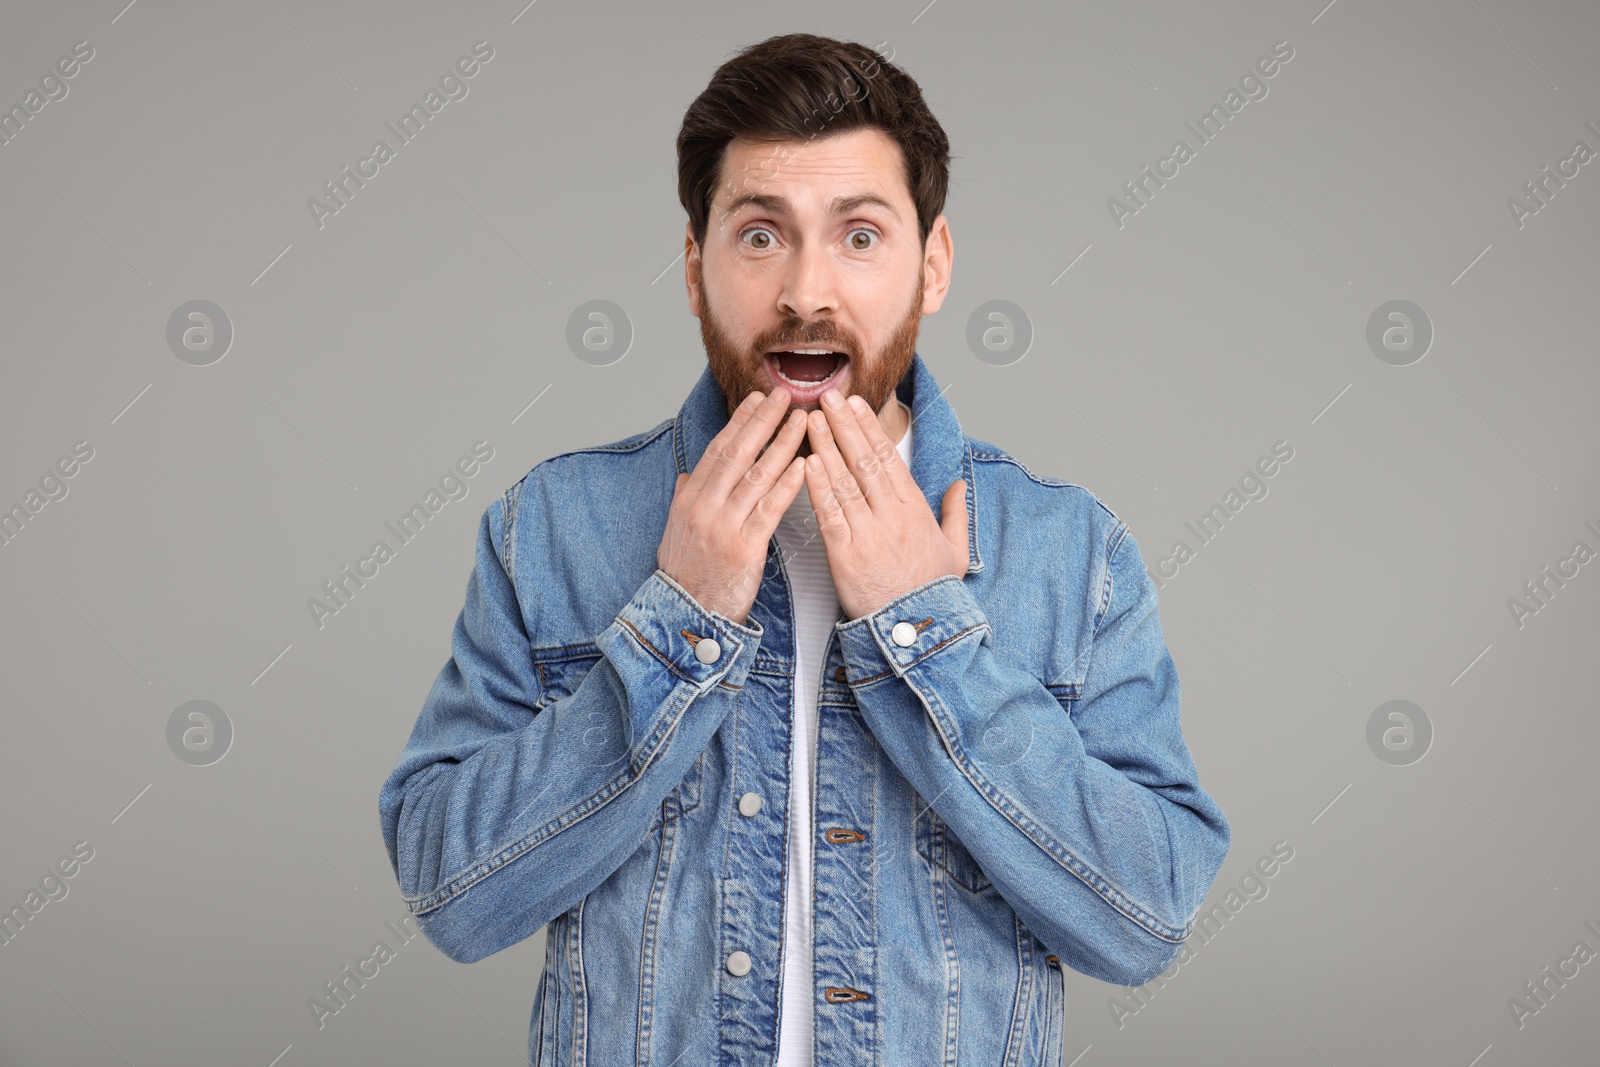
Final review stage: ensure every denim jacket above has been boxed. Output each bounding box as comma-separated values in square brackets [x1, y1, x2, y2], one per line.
[378, 352, 1230, 1066]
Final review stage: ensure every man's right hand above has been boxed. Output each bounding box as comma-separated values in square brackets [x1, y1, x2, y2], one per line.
[658, 387, 809, 625]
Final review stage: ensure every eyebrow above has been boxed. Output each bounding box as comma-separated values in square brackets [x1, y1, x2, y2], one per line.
[719, 192, 901, 224]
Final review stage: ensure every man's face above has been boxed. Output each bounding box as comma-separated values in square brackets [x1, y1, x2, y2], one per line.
[686, 127, 952, 457]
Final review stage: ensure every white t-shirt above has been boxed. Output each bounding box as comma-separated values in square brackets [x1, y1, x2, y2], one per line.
[772, 400, 913, 1067]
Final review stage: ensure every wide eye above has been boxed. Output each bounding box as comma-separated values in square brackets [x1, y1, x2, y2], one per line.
[848, 228, 878, 251]
[742, 227, 775, 250]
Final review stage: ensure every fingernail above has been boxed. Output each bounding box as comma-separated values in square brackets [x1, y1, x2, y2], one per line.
[821, 389, 843, 409]
[848, 394, 870, 415]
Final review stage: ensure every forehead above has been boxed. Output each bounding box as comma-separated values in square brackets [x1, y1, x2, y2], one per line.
[713, 127, 908, 215]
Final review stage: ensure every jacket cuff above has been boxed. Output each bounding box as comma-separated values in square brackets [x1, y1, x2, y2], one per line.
[835, 575, 987, 683]
[603, 568, 765, 693]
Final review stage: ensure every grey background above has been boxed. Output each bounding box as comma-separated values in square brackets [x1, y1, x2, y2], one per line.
[2, 0, 1596, 1063]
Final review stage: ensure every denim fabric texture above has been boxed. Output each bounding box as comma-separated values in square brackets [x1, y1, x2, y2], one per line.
[378, 351, 1231, 1065]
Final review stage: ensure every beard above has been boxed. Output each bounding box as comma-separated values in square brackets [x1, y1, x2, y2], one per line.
[699, 267, 925, 459]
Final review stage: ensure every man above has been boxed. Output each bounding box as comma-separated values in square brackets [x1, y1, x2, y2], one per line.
[379, 32, 1229, 1067]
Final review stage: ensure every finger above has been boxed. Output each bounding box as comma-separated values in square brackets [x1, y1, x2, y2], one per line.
[728, 406, 808, 515]
[806, 410, 871, 529]
[844, 393, 916, 503]
[741, 452, 807, 544]
[803, 453, 852, 546]
[694, 388, 790, 502]
[817, 390, 895, 509]
[941, 479, 970, 573]
[682, 389, 762, 504]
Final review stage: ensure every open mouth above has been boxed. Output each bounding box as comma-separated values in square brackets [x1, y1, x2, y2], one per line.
[766, 349, 849, 400]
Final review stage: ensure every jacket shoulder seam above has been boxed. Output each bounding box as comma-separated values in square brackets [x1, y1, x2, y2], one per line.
[500, 479, 521, 576]
[507, 418, 674, 496]
[1090, 520, 1131, 643]
[544, 417, 674, 463]
[498, 418, 673, 594]
[967, 445, 1124, 523]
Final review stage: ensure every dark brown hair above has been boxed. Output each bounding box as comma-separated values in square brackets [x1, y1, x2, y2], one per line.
[677, 33, 952, 252]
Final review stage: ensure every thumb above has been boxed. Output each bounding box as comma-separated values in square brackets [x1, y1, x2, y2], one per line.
[940, 480, 969, 567]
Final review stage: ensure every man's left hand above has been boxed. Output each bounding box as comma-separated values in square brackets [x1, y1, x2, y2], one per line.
[803, 388, 969, 621]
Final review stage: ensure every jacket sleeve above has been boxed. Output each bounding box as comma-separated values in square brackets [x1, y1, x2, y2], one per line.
[834, 519, 1229, 987]
[378, 487, 763, 964]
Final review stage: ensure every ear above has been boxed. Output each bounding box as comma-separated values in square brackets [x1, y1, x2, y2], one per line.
[920, 214, 953, 316]
[685, 222, 703, 319]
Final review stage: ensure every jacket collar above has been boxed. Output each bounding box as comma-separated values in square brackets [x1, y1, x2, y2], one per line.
[672, 350, 983, 575]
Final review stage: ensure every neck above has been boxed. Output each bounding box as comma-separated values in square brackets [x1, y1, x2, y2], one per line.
[880, 397, 909, 446]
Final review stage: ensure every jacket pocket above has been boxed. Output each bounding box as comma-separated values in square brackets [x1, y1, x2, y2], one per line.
[533, 645, 605, 708]
[648, 748, 705, 832]
[534, 645, 633, 780]
[915, 800, 992, 894]
[536, 644, 703, 833]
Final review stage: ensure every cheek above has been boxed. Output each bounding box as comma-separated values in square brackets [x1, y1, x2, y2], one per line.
[863, 280, 919, 342]
[709, 298, 754, 347]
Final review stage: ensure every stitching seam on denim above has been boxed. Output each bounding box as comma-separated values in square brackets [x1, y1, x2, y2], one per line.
[617, 617, 693, 683]
[501, 480, 521, 575]
[905, 659, 1190, 942]
[405, 682, 706, 913]
[1000, 913, 1029, 1067]
[847, 622, 987, 689]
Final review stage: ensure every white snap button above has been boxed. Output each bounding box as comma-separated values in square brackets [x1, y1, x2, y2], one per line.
[891, 621, 918, 647]
[695, 637, 722, 664]
[725, 950, 752, 976]
[738, 792, 762, 817]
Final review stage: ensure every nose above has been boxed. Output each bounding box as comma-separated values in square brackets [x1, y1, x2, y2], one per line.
[776, 238, 839, 324]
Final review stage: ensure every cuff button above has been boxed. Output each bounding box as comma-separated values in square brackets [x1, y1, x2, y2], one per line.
[891, 621, 918, 647]
[694, 637, 722, 664]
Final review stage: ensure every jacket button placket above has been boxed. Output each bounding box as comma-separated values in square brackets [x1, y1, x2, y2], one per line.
[808, 632, 880, 1059]
[716, 560, 797, 1063]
